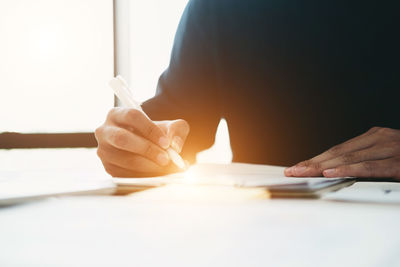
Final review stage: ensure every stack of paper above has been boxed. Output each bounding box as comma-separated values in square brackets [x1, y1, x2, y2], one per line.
[114, 163, 355, 197]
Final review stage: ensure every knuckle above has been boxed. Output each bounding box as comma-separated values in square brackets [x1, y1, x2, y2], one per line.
[302, 160, 321, 171]
[112, 129, 128, 148]
[297, 160, 310, 167]
[310, 162, 322, 171]
[106, 107, 120, 120]
[336, 165, 348, 175]
[369, 126, 380, 133]
[181, 120, 190, 135]
[177, 119, 190, 130]
[126, 108, 141, 120]
[170, 119, 190, 137]
[362, 161, 377, 175]
[143, 143, 158, 159]
[144, 124, 160, 140]
[94, 126, 103, 140]
[377, 127, 393, 136]
[96, 147, 104, 159]
[341, 153, 356, 164]
[328, 145, 342, 156]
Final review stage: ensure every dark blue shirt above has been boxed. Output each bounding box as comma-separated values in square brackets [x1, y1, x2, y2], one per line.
[143, 0, 400, 166]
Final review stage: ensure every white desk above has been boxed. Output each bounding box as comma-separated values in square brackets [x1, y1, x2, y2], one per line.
[1, 149, 400, 267]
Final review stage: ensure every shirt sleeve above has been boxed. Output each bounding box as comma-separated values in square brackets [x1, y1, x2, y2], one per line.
[142, 0, 221, 163]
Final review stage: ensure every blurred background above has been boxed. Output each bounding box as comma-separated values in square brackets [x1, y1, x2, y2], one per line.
[0, 0, 231, 164]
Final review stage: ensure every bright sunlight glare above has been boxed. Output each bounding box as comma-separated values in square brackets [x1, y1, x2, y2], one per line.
[0, 0, 114, 133]
[0, 0, 232, 164]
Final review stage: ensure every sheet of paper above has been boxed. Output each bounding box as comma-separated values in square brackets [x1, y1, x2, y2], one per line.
[324, 182, 400, 204]
[0, 170, 115, 205]
[113, 163, 346, 188]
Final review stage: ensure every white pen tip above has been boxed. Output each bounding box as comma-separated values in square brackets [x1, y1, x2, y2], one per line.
[167, 148, 186, 170]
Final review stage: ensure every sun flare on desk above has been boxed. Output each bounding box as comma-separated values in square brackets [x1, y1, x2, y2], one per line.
[132, 184, 270, 203]
[182, 167, 201, 184]
[150, 164, 272, 202]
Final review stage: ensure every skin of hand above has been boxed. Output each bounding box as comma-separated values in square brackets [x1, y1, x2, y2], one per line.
[95, 107, 190, 177]
[284, 127, 400, 179]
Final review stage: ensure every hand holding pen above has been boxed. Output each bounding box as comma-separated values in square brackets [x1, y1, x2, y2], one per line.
[95, 76, 189, 177]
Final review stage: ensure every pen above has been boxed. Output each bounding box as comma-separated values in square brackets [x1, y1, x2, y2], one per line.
[108, 75, 186, 170]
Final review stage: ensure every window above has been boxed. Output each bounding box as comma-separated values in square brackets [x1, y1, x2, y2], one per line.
[0, 0, 114, 147]
[126, 0, 232, 163]
[1, 0, 231, 162]
[128, 0, 188, 102]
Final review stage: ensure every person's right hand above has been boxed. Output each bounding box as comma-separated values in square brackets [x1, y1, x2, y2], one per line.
[95, 107, 190, 177]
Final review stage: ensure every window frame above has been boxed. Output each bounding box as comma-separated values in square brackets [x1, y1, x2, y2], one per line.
[0, 132, 97, 149]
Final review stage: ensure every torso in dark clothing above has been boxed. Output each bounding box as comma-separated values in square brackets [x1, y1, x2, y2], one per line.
[143, 0, 400, 166]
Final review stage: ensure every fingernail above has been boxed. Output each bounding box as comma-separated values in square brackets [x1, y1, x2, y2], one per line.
[171, 136, 183, 152]
[157, 153, 169, 166]
[323, 168, 336, 177]
[284, 167, 293, 176]
[158, 137, 170, 149]
[293, 166, 307, 176]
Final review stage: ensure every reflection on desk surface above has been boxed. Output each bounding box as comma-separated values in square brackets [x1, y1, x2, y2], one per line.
[1, 191, 400, 266]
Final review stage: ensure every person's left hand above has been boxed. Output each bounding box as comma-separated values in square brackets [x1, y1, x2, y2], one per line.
[284, 127, 400, 179]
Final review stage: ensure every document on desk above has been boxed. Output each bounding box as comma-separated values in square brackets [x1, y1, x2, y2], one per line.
[114, 163, 355, 197]
[0, 170, 116, 206]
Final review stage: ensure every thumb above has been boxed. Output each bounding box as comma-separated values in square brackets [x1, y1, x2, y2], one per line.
[167, 119, 190, 153]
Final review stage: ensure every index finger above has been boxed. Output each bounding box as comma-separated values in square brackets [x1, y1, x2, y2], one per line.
[310, 130, 378, 164]
[322, 158, 399, 179]
[285, 129, 380, 177]
[167, 120, 190, 153]
[107, 108, 170, 149]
